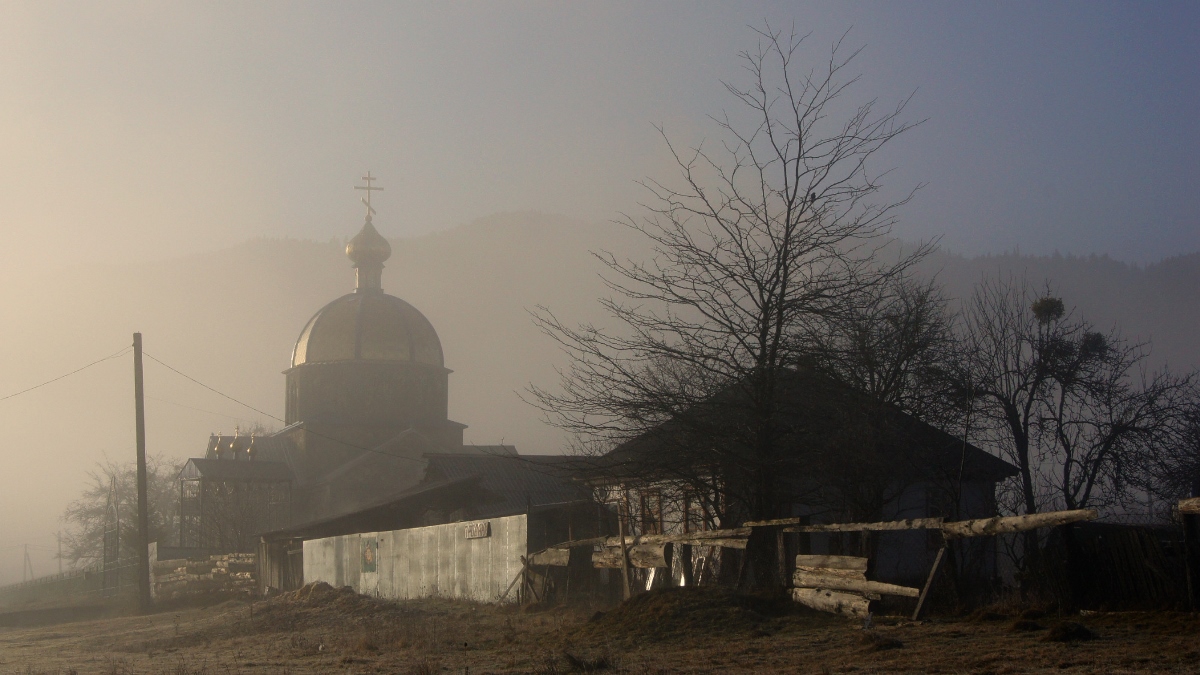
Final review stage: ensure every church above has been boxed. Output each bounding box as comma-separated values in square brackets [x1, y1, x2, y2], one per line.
[177, 179, 528, 552]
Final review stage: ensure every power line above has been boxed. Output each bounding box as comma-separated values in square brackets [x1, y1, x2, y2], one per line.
[142, 351, 425, 465]
[142, 351, 283, 423]
[0, 346, 130, 404]
[145, 394, 262, 424]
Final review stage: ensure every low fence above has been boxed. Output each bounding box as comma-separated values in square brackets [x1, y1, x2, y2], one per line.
[526, 505, 1200, 616]
[0, 546, 259, 611]
[0, 560, 138, 611]
[1040, 521, 1189, 610]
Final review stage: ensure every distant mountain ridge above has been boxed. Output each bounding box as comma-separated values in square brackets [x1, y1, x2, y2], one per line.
[920, 248, 1200, 370]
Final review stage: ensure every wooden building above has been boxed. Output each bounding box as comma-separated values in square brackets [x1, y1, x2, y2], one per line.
[579, 370, 1018, 589]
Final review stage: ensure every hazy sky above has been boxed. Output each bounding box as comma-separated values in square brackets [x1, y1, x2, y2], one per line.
[2, 1, 1197, 270]
[1, 2, 1199, 582]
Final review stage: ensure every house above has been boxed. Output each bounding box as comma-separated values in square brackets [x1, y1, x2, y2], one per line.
[577, 368, 1018, 588]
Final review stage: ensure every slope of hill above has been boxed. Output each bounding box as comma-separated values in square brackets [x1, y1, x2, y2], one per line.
[925, 249, 1200, 370]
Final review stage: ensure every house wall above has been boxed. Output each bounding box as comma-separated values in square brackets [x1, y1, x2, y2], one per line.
[303, 514, 527, 603]
[606, 478, 1002, 588]
[868, 480, 1000, 586]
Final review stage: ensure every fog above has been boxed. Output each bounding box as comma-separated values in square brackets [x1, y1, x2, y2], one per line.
[1, 2, 1198, 583]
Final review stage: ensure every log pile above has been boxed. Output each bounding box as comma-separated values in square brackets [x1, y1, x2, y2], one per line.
[789, 554, 917, 619]
[152, 553, 257, 601]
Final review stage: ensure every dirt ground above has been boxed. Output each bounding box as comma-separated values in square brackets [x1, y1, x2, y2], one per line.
[1, 584, 1198, 674]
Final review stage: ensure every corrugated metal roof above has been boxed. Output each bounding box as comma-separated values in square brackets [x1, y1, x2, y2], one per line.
[179, 458, 294, 482]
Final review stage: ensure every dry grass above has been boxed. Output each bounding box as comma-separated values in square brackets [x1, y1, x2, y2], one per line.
[1, 584, 1198, 673]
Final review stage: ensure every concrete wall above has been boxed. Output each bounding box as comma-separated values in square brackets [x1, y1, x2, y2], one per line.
[303, 514, 527, 603]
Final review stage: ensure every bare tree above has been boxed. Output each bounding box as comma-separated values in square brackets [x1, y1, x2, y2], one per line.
[1039, 333, 1190, 512]
[956, 278, 1072, 521]
[791, 273, 959, 526]
[1146, 383, 1200, 501]
[529, 26, 927, 526]
[60, 456, 181, 568]
[809, 274, 956, 418]
[955, 275, 1191, 568]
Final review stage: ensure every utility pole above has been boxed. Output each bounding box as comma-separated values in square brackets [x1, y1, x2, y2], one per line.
[133, 333, 152, 611]
[23, 544, 32, 582]
[57, 532, 63, 575]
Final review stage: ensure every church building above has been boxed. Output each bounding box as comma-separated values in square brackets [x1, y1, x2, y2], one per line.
[178, 180, 515, 552]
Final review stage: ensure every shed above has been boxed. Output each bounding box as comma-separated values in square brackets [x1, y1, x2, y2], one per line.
[258, 453, 599, 601]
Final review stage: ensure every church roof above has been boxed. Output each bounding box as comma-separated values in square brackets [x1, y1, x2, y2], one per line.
[291, 196, 444, 369]
[290, 291, 444, 368]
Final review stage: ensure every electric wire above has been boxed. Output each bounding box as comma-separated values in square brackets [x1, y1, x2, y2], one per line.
[145, 395, 260, 424]
[141, 351, 425, 464]
[141, 351, 283, 424]
[0, 346, 130, 404]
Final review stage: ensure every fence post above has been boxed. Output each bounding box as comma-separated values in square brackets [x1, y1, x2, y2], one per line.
[1184, 511, 1200, 611]
[1060, 524, 1085, 611]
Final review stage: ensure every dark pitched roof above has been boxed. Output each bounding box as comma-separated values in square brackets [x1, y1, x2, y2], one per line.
[594, 368, 1017, 484]
[422, 453, 591, 517]
[311, 427, 435, 488]
[179, 458, 294, 482]
[259, 453, 592, 541]
[260, 476, 481, 540]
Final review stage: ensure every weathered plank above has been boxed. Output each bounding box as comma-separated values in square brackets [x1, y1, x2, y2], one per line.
[592, 544, 670, 568]
[796, 565, 865, 580]
[940, 509, 1098, 539]
[528, 548, 570, 567]
[1179, 497, 1200, 515]
[628, 544, 669, 569]
[781, 518, 944, 533]
[793, 572, 920, 598]
[542, 527, 750, 553]
[795, 555, 868, 572]
[791, 587, 872, 618]
[679, 537, 748, 550]
[591, 548, 624, 569]
[606, 528, 751, 547]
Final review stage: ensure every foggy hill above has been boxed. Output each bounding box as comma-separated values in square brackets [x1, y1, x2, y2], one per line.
[1, 211, 1197, 583]
[921, 249, 1200, 371]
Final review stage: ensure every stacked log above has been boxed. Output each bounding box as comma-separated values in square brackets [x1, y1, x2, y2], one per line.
[790, 554, 918, 619]
[591, 544, 669, 569]
[152, 553, 257, 601]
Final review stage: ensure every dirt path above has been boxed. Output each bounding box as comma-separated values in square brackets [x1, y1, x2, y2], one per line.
[2, 586, 1197, 674]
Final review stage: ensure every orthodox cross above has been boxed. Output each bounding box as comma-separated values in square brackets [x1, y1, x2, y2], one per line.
[355, 171, 384, 218]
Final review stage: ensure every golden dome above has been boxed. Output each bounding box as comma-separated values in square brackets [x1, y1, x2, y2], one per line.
[291, 292, 444, 368]
[345, 220, 392, 268]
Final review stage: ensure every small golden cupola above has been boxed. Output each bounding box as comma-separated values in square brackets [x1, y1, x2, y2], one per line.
[345, 170, 392, 293]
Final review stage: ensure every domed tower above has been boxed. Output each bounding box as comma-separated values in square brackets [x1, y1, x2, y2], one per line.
[283, 190, 464, 449]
